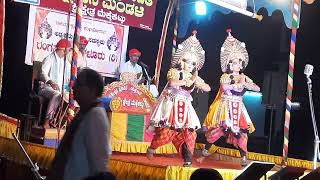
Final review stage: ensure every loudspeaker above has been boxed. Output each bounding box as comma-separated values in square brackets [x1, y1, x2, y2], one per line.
[269, 166, 306, 180]
[301, 167, 320, 180]
[234, 161, 275, 180]
[191, 91, 209, 124]
[262, 70, 280, 105]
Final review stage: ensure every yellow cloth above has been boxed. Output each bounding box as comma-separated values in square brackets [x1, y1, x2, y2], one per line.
[0, 136, 55, 169]
[112, 140, 178, 154]
[203, 87, 225, 129]
[110, 159, 167, 180]
[0, 114, 18, 138]
[165, 166, 278, 180]
[110, 112, 128, 141]
[203, 86, 255, 133]
[1, 136, 319, 178]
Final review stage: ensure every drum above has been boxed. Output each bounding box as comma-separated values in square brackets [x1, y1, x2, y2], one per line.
[49, 92, 79, 129]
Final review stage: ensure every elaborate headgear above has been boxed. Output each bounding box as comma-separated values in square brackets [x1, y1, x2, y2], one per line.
[220, 29, 249, 72]
[171, 31, 205, 70]
[129, 48, 141, 57]
[80, 36, 88, 45]
[56, 39, 72, 49]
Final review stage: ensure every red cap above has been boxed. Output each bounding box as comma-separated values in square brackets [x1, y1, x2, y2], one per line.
[129, 48, 141, 57]
[80, 36, 88, 45]
[56, 39, 71, 49]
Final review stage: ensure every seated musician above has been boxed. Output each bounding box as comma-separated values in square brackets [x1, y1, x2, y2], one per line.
[39, 39, 72, 128]
[119, 48, 145, 84]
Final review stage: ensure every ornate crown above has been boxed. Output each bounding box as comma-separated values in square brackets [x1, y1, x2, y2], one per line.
[220, 29, 249, 72]
[171, 31, 205, 70]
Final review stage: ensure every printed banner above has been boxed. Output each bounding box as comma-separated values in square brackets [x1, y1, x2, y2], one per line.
[25, 6, 129, 77]
[39, 0, 158, 31]
[103, 81, 157, 115]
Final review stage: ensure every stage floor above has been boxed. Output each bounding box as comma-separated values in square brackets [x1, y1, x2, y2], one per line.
[109, 152, 288, 180]
[113, 152, 244, 170]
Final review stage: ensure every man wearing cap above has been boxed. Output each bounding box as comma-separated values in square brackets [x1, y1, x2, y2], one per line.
[119, 48, 145, 84]
[39, 38, 72, 128]
[68, 36, 89, 69]
[68, 36, 88, 69]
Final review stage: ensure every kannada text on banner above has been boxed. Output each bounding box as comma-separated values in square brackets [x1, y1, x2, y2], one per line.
[39, 0, 158, 31]
[103, 81, 156, 115]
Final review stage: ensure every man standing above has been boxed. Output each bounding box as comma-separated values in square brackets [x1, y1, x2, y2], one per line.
[47, 68, 112, 180]
[68, 35, 88, 69]
[39, 39, 72, 128]
[119, 48, 145, 84]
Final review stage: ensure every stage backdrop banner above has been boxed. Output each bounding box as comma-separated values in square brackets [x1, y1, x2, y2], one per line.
[25, 6, 129, 77]
[39, 0, 158, 31]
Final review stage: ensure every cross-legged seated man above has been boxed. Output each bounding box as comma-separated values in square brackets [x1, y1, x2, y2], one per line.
[39, 39, 72, 128]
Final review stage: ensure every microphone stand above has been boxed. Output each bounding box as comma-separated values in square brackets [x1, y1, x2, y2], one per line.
[306, 76, 320, 169]
[142, 66, 151, 90]
[12, 133, 45, 180]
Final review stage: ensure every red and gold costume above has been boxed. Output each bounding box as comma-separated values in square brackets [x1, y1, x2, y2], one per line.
[200, 30, 260, 166]
[147, 32, 210, 167]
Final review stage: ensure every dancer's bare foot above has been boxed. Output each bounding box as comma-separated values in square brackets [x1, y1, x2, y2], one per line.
[196, 156, 206, 164]
[43, 120, 50, 129]
[240, 156, 248, 167]
[146, 148, 155, 160]
[183, 162, 192, 167]
[202, 149, 210, 157]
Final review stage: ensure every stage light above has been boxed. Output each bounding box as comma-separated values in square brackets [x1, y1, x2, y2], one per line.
[205, 0, 263, 21]
[195, 1, 207, 15]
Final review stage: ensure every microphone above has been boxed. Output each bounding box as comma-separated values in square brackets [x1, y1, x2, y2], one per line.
[304, 64, 314, 84]
[139, 61, 149, 69]
[304, 64, 314, 77]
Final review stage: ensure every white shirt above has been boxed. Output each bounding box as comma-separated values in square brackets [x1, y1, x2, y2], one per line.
[119, 61, 143, 83]
[40, 52, 71, 91]
[67, 51, 87, 69]
[63, 107, 112, 180]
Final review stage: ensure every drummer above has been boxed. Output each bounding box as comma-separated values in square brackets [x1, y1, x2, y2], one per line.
[39, 39, 72, 128]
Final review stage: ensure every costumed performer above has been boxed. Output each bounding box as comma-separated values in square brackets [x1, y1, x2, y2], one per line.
[199, 29, 260, 166]
[146, 31, 211, 167]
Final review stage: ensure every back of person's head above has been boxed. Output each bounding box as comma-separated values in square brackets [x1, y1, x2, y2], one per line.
[85, 172, 116, 180]
[190, 168, 223, 180]
[78, 68, 104, 97]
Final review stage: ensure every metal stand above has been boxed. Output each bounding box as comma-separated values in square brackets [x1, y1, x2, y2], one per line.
[306, 77, 320, 170]
[267, 104, 276, 154]
[12, 133, 44, 180]
[142, 66, 152, 90]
